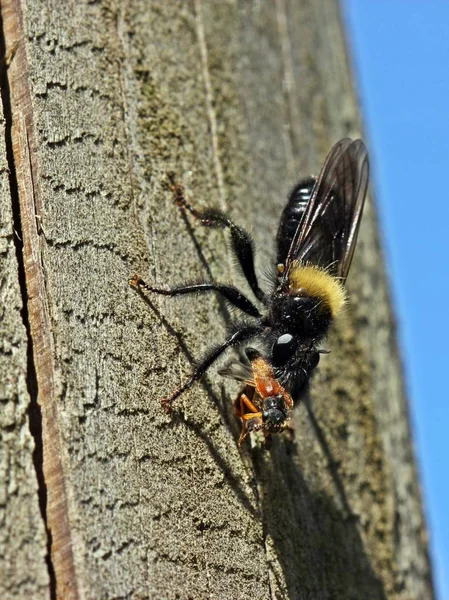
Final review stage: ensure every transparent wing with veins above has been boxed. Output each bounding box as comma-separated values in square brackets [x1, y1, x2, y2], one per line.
[282, 138, 369, 285]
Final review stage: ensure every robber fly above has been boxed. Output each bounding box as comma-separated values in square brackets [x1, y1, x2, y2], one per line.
[130, 138, 369, 428]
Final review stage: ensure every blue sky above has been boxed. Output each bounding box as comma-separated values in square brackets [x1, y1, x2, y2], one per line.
[342, 2, 449, 598]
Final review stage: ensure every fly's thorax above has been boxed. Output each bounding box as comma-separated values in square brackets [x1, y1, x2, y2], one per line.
[269, 290, 332, 340]
[266, 263, 346, 379]
[288, 263, 347, 319]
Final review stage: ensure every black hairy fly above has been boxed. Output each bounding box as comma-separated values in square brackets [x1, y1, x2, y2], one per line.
[131, 138, 369, 426]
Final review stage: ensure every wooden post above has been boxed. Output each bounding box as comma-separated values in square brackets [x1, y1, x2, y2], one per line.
[0, 1, 434, 598]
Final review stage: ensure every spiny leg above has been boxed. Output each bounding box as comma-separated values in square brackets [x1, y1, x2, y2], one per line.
[130, 275, 261, 318]
[161, 324, 262, 413]
[170, 182, 267, 305]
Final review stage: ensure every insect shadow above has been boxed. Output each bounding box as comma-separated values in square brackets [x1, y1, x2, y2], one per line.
[136, 280, 386, 596]
[253, 415, 388, 599]
[133, 285, 258, 518]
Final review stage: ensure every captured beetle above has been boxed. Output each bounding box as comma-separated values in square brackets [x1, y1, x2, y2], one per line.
[232, 348, 294, 445]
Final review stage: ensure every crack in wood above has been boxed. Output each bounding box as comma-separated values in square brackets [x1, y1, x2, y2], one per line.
[0, 7, 59, 600]
[0, 1, 82, 599]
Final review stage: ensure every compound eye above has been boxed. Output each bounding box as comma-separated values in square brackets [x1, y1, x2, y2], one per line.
[272, 333, 297, 366]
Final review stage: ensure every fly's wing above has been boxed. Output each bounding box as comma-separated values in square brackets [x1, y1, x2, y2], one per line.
[218, 357, 253, 383]
[281, 139, 369, 284]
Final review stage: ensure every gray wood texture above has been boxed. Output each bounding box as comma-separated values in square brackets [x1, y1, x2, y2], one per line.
[0, 70, 50, 600]
[1, 0, 434, 598]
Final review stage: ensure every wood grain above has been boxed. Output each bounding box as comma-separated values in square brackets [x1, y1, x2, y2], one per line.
[0, 0, 434, 598]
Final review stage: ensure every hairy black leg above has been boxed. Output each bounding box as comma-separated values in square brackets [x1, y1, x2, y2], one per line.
[170, 183, 268, 305]
[162, 323, 262, 412]
[130, 275, 261, 318]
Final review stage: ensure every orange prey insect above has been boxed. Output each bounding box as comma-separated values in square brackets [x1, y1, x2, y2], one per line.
[233, 349, 293, 445]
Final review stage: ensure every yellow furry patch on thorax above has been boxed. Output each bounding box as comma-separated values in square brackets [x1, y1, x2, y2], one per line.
[288, 263, 347, 318]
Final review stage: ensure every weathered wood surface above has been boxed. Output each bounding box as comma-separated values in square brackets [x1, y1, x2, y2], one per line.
[0, 0, 434, 598]
[0, 65, 50, 599]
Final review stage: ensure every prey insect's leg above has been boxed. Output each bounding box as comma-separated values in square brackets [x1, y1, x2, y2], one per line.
[235, 393, 263, 444]
[130, 276, 261, 318]
[161, 325, 262, 413]
[170, 183, 268, 305]
[240, 395, 261, 417]
[234, 391, 261, 418]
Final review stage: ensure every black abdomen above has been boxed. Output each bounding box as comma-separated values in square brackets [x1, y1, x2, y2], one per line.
[276, 177, 315, 266]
